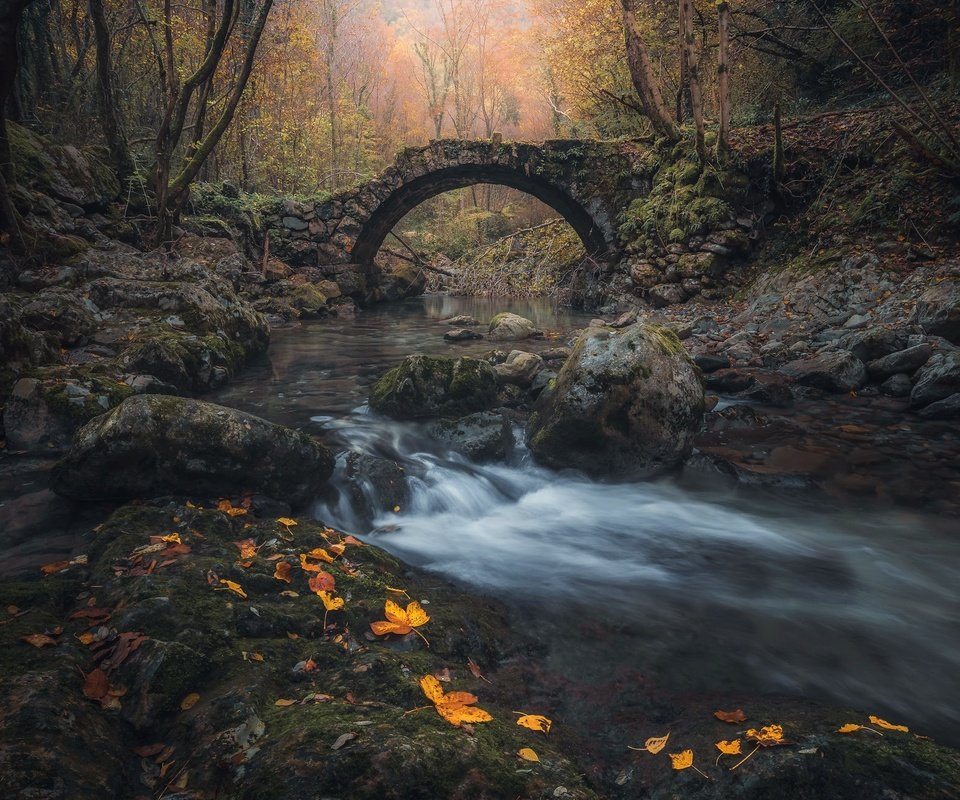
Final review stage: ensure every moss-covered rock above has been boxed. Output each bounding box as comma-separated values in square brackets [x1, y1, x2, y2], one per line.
[7, 120, 119, 211]
[526, 323, 705, 477]
[369, 355, 499, 420]
[487, 312, 542, 341]
[51, 395, 334, 506]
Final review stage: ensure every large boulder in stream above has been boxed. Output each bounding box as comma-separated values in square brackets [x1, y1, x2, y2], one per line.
[369, 355, 498, 419]
[51, 395, 333, 506]
[487, 312, 541, 341]
[427, 411, 514, 462]
[525, 323, 705, 477]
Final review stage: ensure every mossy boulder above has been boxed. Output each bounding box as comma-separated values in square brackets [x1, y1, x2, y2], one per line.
[3, 371, 134, 452]
[526, 323, 705, 477]
[487, 312, 541, 341]
[8, 120, 119, 211]
[18, 289, 99, 347]
[51, 395, 334, 506]
[911, 279, 960, 343]
[427, 411, 514, 462]
[369, 355, 499, 420]
[376, 261, 427, 302]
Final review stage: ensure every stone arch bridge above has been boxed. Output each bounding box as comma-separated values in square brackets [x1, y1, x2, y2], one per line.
[265, 138, 653, 272]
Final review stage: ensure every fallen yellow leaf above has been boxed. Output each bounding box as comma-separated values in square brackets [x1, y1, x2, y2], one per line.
[180, 692, 200, 711]
[318, 591, 344, 612]
[715, 739, 742, 755]
[515, 713, 552, 734]
[275, 698, 297, 707]
[277, 517, 297, 527]
[419, 674, 492, 727]
[518, 747, 539, 762]
[869, 715, 909, 732]
[669, 750, 694, 770]
[838, 723, 863, 734]
[628, 733, 669, 754]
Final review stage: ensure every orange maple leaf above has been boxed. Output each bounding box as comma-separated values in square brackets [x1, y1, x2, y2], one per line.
[419, 674, 492, 727]
[370, 599, 429, 645]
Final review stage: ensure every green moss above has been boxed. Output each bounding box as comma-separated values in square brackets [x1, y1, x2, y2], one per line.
[617, 134, 745, 251]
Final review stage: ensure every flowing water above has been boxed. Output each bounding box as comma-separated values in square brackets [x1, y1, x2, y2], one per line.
[215, 296, 960, 744]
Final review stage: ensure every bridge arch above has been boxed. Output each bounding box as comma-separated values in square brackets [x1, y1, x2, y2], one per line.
[350, 163, 611, 265]
[267, 139, 646, 270]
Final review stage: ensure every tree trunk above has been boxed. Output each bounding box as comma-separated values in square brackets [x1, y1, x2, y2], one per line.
[773, 101, 784, 182]
[0, 0, 36, 248]
[89, 0, 134, 186]
[620, 0, 679, 141]
[949, 0, 959, 92]
[679, 0, 705, 162]
[716, 0, 731, 158]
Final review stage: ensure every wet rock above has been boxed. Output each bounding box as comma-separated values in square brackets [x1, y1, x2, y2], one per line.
[52, 395, 334, 506]
[705, 368, 755, 392]
[443, 328, 483, 342]
[493, 350, 544, 388]
[694, 353, 730, 373]
[441, 315, 479, 326]
[838, 327, 907, 363]
[541, 346, 572, 363]
[345, 452, 409, 518]
[487, 312, 541, 341]
[117, 330, 250, 392]
[427, 411, 514, 462]
[880, 373, 913, 397]
[526, 323, 704, 477]
[647, 282, 687, 308]
[376, 262, 427, 302]
[910, 351, 960, 407]
[866, 344, 933, 380]
[917, 392, 960, 419]
[782, 350, 867, 393]
[0, 668, 128, 797]
[3, 374, 133, 452]
[911, 279, 960, 342]
[369, 355, 499, 420]
[19, 289, 99, 347]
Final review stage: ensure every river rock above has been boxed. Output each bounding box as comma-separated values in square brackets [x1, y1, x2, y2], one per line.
[910, 351, 960, 408]
[487, 312, 541, 341]
[444, 328, 482, 342]
[18, 289, 99, 347]
[427, 411, 514, 462]
[51, 395, 333, 506]
[493, 350, 544, 388]
[917, 392, 960, 419]
[911, 279, 960, 342]
[866, 344, 933, 380]
[376, 262, 427, 302]
[839, 327, 907, 362]
[694, 353, 731, 373]
[782, 350, 867, 392]
[647, 282, 687, 308]
[880, 373, 913, 397]
[369, 355, 498, 419]
[345, 452, 408, 520]
[525, 323, 704, 477]
[441, 315, 479, 326]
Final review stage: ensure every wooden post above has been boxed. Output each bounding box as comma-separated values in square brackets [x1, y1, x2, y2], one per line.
[773, 101, 784, 182]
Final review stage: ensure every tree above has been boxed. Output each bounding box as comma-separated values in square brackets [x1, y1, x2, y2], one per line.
[678, 0, 705, 161]
[89, 0, 133, 185]
[147, 0, 275, 244]
[620, 0, 679, 140]
[716, 0, 731, 158]
[0, 0, 36, 247]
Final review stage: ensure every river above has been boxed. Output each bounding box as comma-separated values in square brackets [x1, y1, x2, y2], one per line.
[213, 295, 960, 746]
